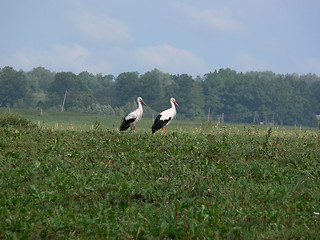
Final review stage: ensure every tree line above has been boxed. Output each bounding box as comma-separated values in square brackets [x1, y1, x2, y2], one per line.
[1, 66, 320, 126]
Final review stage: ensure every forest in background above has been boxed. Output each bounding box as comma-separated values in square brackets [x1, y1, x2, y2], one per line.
[1, 66, 320, 126]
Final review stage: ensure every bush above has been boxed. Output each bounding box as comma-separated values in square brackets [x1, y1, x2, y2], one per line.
[0, 113, 35, 128]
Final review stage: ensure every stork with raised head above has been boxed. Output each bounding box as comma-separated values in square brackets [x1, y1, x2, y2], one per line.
[152, 97, 179, 134]
[120, 97, 148, 133]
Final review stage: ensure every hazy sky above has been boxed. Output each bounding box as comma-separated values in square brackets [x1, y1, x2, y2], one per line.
[1, 0, 319, 77]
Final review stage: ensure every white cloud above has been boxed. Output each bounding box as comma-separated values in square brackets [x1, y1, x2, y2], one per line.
[174, 3, 244, 33]
[0, 44, 207, 76]
[52, 44, 90, 63]
[1, 44, 113, 74]
[71, 12, 133, 45]
[129, 44, 206, 75]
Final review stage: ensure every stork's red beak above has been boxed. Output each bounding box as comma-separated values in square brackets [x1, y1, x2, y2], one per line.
[174, 101, 179, 108]
[141, 100, 148, 107]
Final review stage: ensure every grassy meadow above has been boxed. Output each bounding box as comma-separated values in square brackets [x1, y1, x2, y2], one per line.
[0, 109, 320, 239]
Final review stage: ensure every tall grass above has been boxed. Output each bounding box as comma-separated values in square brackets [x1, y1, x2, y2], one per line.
[0, 112, 319, 238]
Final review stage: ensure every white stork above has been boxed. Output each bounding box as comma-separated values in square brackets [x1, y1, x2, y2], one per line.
[120, 97, 147, 133]
[152, 97, 179, 134]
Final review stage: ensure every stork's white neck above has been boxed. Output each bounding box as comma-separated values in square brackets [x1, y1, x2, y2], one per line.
[138, 100, 143, 112]
[171, 101, 176, 111]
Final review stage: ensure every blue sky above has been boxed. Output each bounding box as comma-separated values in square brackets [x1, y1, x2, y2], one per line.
[1, 0, 320, 77]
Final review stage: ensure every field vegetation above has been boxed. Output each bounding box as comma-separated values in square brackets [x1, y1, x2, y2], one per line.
[0, 110, 320, 239]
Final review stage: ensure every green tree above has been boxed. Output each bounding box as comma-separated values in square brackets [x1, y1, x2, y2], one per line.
[27, 67, 55, 91]
[78, 71, 116, 107]
[283, 75, 312, 125]
[114, 72, 139, 106]
[0, 66, 30, 107]
[310, 81, 320, 114]
[138, 69, 172, 111]
[96, 73, 116, 106]
[172, 73, 204, 119]
[46, 72, 93, 111]
[26, 67, 55, 108]
[203, 70, 225, 115]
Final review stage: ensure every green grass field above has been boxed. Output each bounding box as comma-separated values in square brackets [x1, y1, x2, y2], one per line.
[0, 107, 306, 133]
[0, 109, 320, 239]
[0, 108, 204, 132]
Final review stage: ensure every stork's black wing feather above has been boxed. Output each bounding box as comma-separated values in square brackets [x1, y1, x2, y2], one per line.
[120, 117, 135, 131]
[152, 115, 171, 133]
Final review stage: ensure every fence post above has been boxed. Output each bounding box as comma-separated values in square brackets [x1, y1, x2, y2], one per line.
[316, 115, 320, 129]
[61, 90, 68, 112]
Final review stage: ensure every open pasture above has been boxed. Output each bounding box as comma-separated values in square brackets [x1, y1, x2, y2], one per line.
[0, 108, 202, 132]
[0, 107, 307, 133]
[0, 110, 320, 239]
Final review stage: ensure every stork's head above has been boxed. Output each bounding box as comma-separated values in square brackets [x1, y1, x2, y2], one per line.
[170, 97, 179, 108]
[137, 97, 148, 107]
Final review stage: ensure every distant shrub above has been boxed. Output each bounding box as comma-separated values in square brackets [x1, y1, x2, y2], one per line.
[0, 113, 35, 128]
[84, 103, 116, 115]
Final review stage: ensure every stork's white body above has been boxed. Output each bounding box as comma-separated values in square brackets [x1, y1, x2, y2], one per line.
[125, 102, 143, 123]
[158, 103, 177, 124]
[120, 97, 147, 132]
[152, 97, 179, 134]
